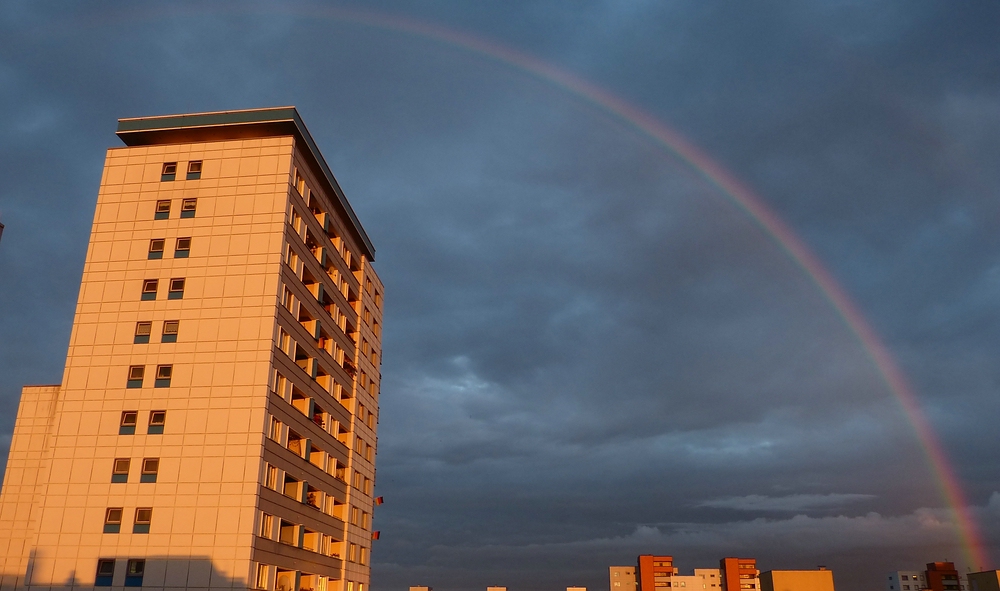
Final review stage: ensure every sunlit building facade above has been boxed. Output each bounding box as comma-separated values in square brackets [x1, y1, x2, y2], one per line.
[0, 107, 383, 591]
[721, 558, 759, 591]
[760, 569, 835, 591]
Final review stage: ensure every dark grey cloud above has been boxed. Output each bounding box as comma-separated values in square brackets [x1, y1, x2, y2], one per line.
[0, 1, 998, 590]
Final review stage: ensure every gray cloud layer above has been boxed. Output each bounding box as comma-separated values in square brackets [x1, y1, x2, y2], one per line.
[0, 2, 998, 590]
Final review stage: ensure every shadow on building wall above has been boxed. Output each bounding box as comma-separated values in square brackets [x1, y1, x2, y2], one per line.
[2, 552, 249, 591]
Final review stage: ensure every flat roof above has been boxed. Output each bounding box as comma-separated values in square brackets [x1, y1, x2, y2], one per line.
[116, 107, 375, 260]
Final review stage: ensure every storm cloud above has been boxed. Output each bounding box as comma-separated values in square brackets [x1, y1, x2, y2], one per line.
[0, 2, 999, 591]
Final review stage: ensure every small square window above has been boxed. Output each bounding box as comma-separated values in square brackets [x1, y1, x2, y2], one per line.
[148, 410, 166, 434]
[120, 411, 138, 435]
[140, 458, 159, 483]
[154, 365, 172, 388]
[155, 199, 171, 220]
[125, 559, 145, 587]
[161, 162, 177, 181]
[174, 237, 191, 258]
[186, 160, 202, 180]
[104, 507, 123, 533]
[126, 365, 144, 389]
[168, 278, 185, 299]
[161, 320, 179, 343]
[141, 279, 158, 300]
[111, 458, 130, 483]
[148, 239, 165, 259]
[133, 508, 152, 534]
[134, 321, 152, 344]
[95, 559, 115, 586]
[180, 198, 197, 218]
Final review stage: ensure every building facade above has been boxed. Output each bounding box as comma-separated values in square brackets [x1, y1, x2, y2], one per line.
[0, 107, 383, 591]
[968, 571, 1000, 591]
[721, 558, 759, 591]
[671, 569, 722, 591]
[637, 555, 678, 591]
[610, 566, 638, 591]
[760, 569, 834, 591]
[887, 562, 970, 591]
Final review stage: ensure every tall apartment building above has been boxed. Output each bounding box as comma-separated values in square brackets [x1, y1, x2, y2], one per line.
[0, 108, 383, 591]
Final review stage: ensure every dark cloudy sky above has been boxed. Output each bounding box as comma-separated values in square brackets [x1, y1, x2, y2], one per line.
[1, 2, 999, 590]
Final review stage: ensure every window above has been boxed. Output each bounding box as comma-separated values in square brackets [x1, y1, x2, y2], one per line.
[104, 507, 123, 533]
[134, 321, 152, 344]
[361, 511, 369, 529]
[265, 464, 278, 490]
[162, 320, 179, 343]
[269, 417, 282, 441]
[364, 477, 372, 495]
[111, 458, 130, 483]
[161, 162, 177, 181]
[120, 411, 138, 435]
[95, 559, 115, 586]
[349, 543, 357, 562]
[154, 364, 172, 388]
[360, 546, 368, 566]
[255, 564, 269, 590]
[155, 199, 171, 219]
[350, 506, 359, 525]
[181, 198, 197, 218]
[353, 471, 362, 489]
[133, 508, 152, 533]
[125, 559, 145, 587]
[141, 279, 158, 300]
[168, 278, 185, 299]
[140, 458, 159, 483]
[375, 291, 382, 309]
[127, 365, 144, 388]
[148, 238, 165, 259]
[363, 308, 371, 324]
[148, 410, 166, 434]
[259, 513, 274, 539]
[186, 160, 202, 180]
[174, 237, 191, 258]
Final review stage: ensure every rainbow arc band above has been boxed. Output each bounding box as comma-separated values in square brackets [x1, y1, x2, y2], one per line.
[304, 7, 988, 568]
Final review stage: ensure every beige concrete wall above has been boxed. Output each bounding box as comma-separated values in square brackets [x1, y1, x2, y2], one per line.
[0, 386, 60, 588]
[969, 572, 1000, 591]
[761, 570, 835, 591]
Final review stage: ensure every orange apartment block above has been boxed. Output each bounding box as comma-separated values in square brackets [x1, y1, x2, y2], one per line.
[637, 555, 677, 591]
[721, 558, 760, 591]
[0, 107, 383, 591]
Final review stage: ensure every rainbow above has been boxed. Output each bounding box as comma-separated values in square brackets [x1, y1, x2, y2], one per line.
[93, 4, 990, 569]
[306, 7, 988, 567]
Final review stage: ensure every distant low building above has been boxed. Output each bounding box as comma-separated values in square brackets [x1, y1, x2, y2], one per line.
[611, 566, 638, 591]
[722, 558, 760, 591]
[410, 586, 433, 591]
[760, 568, 835, 591]
[888, 570, 928, 591]
[487, 586, 507, 591]
[638, 555, 677, 591]
[888, 562, 969, 591]
[568, 587, 587, 591]
[672, 569, 723, 591]
[968, 571, 1000, 591]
